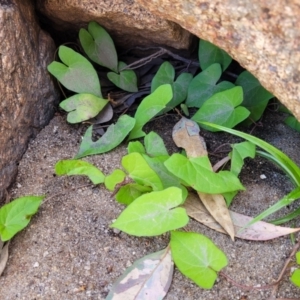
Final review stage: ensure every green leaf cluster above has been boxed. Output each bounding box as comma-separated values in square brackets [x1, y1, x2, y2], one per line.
[48, 22, 139, 125]
[151, 61, 193, 114]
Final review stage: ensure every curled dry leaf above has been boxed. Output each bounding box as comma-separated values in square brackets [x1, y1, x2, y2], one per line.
[184, 193, 300, 241]
[0, 240, 10, 276]
[172, 117, 235, 240]
[106, 247, 173, 300]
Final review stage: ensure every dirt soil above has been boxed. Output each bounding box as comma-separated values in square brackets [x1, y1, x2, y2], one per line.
[1, 110, 300, 300]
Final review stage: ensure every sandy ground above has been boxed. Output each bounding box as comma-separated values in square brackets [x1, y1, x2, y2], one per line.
[1, 110, 300, 300]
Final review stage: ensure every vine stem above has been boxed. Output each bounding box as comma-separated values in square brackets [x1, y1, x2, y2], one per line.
[219, 237, 300, 297]
[119, 47, 199, 71]
[212, 156, 230, 172]
[41, 183, 93, 206]
[268, 237, 300, 299]
[219, 271, 277, 291]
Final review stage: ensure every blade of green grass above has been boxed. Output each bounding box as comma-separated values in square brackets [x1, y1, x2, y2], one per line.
[200, 122, 300, 186]
[269, 207, 300, 225]
[240, 187, 300, 229]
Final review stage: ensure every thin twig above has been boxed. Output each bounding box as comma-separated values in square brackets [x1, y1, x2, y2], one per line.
[220, 238, 300, 295]
[119, 49, 166, 71]
[219, 271, 278, 291]
[41, 183, 93, 206]
[212, 143, 231, 154]
[212, 156, 230, 172]
[119, 47, 199, 71]
[268, 238, 300, 299]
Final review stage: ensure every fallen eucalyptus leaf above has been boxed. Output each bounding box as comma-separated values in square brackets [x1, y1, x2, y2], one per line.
[184, 193, 300, 241]
[171, 117, 235, 240]
[0, 241, 10, 276]
[106, 247, 173, 300]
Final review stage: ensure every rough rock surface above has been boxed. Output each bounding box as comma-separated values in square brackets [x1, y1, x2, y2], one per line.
[36, 0, 194, 50]
[136, 0, 300, 121]
[0, 0, 59, 201]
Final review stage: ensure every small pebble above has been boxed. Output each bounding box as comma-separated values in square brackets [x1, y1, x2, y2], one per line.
[17, 183, 22, 188]
[260, 174, 267, 179]
[113, 228, 120, 234]
[33, 262, 39, 268]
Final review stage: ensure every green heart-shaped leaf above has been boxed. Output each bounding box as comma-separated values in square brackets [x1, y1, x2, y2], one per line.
[105, 169, 126, 191]
[144, 131, 169, 157]
[79, 21, 118, 72]
[151, 61, 175, 93]
[122, 152, 163, 191]
[151, 62, 193, 114]
[75, 114, 136, 158]
[107, 61, 138, 92]
[111, 187, 188, 236]
[127, 141, 146, 154]
[235, 71, 273, 123]
[192, 86, 250, 130]
[115, 184, 152, 205]
[164, 154, 244, 194]
[199, 39, 232, 71]
[0, 196, 44, 241]
[128, 84, 173, 140]
[143, 154, 188, 201]
[59, 93, 108, 123]
[170, 231, 228, 289]
[55, 159, 105, 185]
[47, 46, 102, 97]
[186, 63, 234, 108]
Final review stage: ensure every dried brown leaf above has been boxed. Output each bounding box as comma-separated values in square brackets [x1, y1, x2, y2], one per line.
[172, 117, 235, 240]
[106, 247, 173, 300]
[184, 193, 300, 240]
[0, 240, 10, 276]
